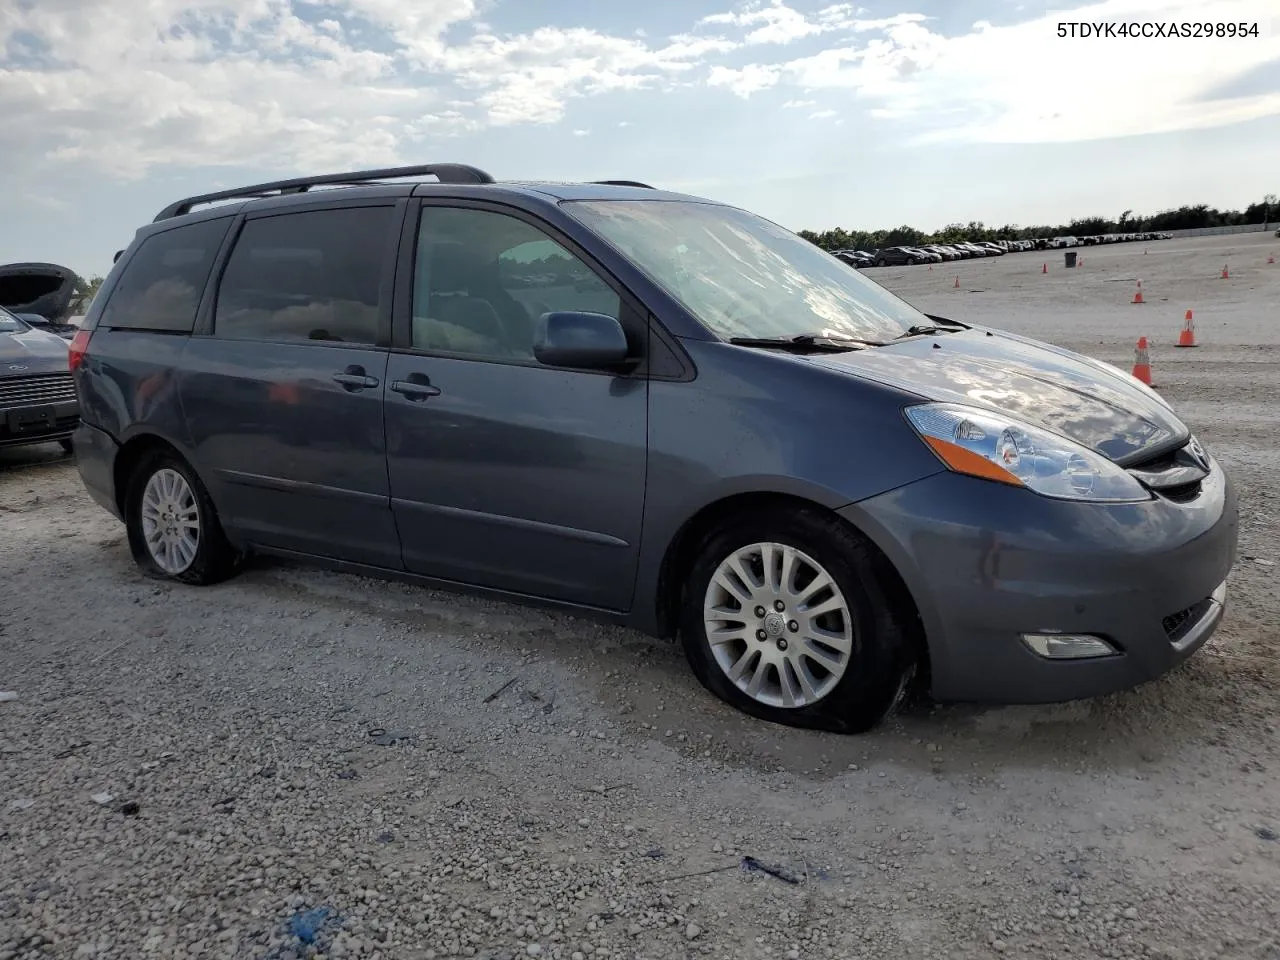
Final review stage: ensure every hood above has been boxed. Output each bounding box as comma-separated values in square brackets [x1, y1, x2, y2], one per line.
[0, 262, 78, 322]
[805, 327, 1187, 465]
[0, 326, 72, 374]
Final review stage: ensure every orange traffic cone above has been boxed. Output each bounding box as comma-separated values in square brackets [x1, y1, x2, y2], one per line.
[1221, 264, 1229, 279]
[1132, 281, 1144, 304]
[1176, 310, 1197, 348]
[954, 275, 959, 288]
[1132, 337, 1154, 385]
[1268, 254, 1275, 264]
[1042, 262, 1047, 273]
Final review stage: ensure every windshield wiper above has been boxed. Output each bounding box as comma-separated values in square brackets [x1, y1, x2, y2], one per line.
[901, 317, 967, 340]
[894, 323, 963, 340]
[727, 334, 882, 352]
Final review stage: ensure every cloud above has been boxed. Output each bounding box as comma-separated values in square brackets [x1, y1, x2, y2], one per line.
[708, 63, 782, 97]
[901, 0, 1279, 143]
[0, 0, 723, 178]
[14, 193, 73, 213]
[3, 0, 1278, 185]
[703, 0, 1280, 143]
[427, 27, 730, 126]
[699, 2, 861, 45]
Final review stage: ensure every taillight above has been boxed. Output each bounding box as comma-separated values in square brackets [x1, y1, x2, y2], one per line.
[69, 330, 92, 372]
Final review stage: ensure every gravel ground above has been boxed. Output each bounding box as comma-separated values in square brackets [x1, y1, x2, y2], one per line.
[3, 232, 1279, 960]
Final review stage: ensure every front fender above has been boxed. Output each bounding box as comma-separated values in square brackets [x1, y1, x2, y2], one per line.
[628, 339, 946, 634]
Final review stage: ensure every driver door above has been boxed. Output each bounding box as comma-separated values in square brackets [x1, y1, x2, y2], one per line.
[383, 201, 650, 611]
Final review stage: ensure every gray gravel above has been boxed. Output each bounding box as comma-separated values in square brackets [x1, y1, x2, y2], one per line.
[3, 232, 1280, 959]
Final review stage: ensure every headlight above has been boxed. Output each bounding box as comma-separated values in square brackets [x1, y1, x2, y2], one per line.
[904, 403, 1150, 503]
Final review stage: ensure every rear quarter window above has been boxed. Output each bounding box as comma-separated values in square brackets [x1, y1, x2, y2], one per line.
[212, 206, 393, 345]
[98, 217, 231, 333]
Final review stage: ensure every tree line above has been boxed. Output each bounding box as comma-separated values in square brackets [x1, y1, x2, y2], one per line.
[69, 274, 104, 314]
[797, 196, 1278, 252]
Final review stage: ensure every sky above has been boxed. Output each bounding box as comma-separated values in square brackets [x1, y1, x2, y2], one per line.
[1, 0, 1278, 278]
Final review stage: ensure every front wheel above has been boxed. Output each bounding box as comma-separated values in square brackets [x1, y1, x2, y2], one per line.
[875, 258, 886, 267]
[124, 451, 241, 585]
[679, 508, 917, 734]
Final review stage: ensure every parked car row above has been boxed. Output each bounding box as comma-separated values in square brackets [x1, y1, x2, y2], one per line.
[832, 230, 1173, 268]
[1080, 231, 1174, 246]
[834, 240, 1008, 267]
[1017, 232, 1174, 250]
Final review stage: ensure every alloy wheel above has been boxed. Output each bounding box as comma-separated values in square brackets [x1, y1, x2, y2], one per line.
[702, 542, 854, 709]
[140, 468, 201, 575]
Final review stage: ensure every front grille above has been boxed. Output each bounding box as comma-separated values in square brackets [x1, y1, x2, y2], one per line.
[1126, 440, 1209, 500]
[1159, 481, 1203, 504]
[1162, 597, 1214, 642]
[0, 373, 77, 408]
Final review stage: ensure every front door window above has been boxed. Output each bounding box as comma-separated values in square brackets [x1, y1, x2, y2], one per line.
[411, 207, 622, 362]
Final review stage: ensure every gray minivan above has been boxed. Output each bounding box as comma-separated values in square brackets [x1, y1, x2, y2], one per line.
[69, 164, 1237, 733]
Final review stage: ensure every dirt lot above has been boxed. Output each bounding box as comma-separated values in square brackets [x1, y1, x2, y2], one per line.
[2, 232, 1279, 960]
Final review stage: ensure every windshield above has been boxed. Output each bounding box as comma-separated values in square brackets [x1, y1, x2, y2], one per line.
[0, 306, 27, 333]
[564, 199, 929, 342]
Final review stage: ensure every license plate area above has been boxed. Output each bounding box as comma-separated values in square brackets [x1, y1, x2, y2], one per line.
[6, 404, 56, 433]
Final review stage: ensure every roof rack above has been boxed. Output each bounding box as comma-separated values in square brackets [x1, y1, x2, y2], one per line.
[591, 180, 655, 189]
[153, 163, 496, 221]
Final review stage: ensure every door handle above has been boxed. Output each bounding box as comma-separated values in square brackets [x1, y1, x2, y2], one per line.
[332, 366, 380, 391]
[390, 374, 442, 400]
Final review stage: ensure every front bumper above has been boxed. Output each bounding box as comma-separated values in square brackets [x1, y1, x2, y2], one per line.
[0, 399, 79, 447]
[841, 459, 1239, 704]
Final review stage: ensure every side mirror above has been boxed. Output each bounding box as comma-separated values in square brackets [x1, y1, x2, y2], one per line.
[533, 311, 632, 370]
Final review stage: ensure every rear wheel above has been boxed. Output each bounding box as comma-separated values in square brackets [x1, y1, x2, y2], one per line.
[679, 508, 917, 734]
[124, 450, 241, 585]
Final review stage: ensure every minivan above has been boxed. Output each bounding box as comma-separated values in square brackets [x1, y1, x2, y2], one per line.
[69, 164, 1238, 734]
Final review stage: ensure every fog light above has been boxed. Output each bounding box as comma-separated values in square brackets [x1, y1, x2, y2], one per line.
[1021, 633, 1118, 660]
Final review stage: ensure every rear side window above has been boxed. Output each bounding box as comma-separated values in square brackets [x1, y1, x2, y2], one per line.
[98, 217, 230, 332]
[213, 207, 393, 345]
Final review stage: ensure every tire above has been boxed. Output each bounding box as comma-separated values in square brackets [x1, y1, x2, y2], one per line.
[679, 507, 917, 734]
[875, 258, 886, 267]
[124, 449, 241, 585]
[58, 438, 74, 454]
